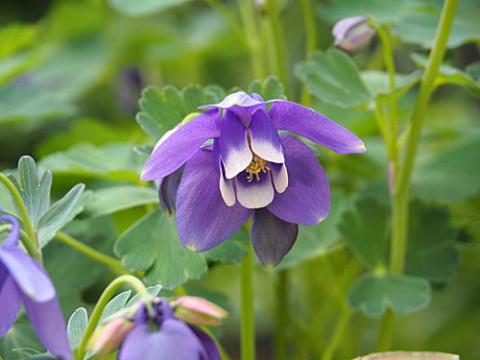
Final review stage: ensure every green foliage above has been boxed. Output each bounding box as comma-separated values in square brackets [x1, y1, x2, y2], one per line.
[109, 0, 193, 17]
[296, 49, 371, 108]
[85, 186, 158, 217]
[137, 85, 225, 139]
[67, 308, 88, 351]
[247, 76, 285, 101]
[348, 273, 431, 317]
[7, 156, 88, 246]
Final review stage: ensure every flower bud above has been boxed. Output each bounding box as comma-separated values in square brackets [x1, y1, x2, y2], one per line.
[87, 317, 134, 356]
[332, 16, 375, 52]
[171, 296, 228, 326]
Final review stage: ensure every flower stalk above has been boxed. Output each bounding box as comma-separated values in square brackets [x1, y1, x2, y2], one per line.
[266, 0, 288, 94]
[241, 244, 255, 360]
[76, 275, 152, 360]
[0, 172, 41, 263]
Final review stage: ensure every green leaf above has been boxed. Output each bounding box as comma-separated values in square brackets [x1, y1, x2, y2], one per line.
[247, 76, 286, 101]
[0, 23, 37, 59]
[360, 70, 421, 100]
[100, 291, 132, 322]
[277, 191, 350, 269]
[296, 49, 372, 108]
[126, 284, 162, 307]
[320, 0, 409, 24]
[412, 133, 480, 201]
[109, 0, 193, 17]
[38, 185, 90, 247]
[115, 208, 208, 290]
[339, 199, 389, 269]
[203, 228, 248, 264]
[412, 54, 480, 97]
[405, 201, 460, 282]
[391, 0, 480, 48]
[67, 307, 88, 350]
[86, 186, 159, 217]
[137, 84, 225, 139]
[40, 143, 143, 182]
[348, 273, 431, 317]
[7, 156, 51, 227]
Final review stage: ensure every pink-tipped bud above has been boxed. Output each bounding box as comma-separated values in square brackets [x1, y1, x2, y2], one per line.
[332, 16, 375, 52]
[171, 296, 228, 326]
[87, 317, 134, 356]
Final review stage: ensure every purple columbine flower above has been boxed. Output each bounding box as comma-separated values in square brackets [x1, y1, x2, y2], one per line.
[118, 298, 221, 360]
[0, 211, 72, 360]
[142, 91, 366, 266]
[332, 16, 376, 52]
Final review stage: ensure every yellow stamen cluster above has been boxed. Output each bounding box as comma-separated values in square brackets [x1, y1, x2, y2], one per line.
[245, 155, 270, 182]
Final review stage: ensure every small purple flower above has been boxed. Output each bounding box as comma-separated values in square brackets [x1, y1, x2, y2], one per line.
[118, 299, 221, 360]
[142, 91, 365, 266]
[332, 16, 375, 52]
[0, 211, 72, 359]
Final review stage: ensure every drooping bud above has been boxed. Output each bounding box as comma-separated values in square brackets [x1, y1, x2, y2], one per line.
[170, 296, 228, 326]
[332, 16, 375, 52]
[87, 316, 135, 356]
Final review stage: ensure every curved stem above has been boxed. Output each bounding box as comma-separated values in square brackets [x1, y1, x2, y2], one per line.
[55, 231, 132, 276]
[377, 309, 395, 351]
[0, 173, 41, 263]
[241, 244, 255, 360]
[321, 306, 352, 360]
[298, 0, 317, 105]
[76, 275, 152, 360]
[266, 0, 288, 93]
[205, 0, 244, 43]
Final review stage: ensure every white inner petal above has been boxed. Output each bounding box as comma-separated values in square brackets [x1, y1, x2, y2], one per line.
[219, 164, 236, 207]
[250, 138, 284, 164]
[272, 163, 288, 193]
[223, 148, 253, 179]
[235, 174, 275, 209]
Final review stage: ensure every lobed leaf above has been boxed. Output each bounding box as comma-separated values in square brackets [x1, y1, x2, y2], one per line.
[348, 273, 431, 317]
[67, 307, 88, 350]
[115, 208, 208, 290]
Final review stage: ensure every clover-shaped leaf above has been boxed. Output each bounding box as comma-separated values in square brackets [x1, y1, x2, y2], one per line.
[348, 273, 431, 317]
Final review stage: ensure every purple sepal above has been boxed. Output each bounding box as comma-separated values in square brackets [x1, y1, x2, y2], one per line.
[158, 166, 185, 214]
[190, 326, 221, 360]
[251, 208, 298, 266]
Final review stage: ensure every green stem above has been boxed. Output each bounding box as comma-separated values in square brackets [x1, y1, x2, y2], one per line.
[298, 0, 317, 105]
[55, 231, 131, 276]
[266, 0, 288, 93]
[241, 244, 255, 360]
[321, 306, 352, 360]
[205, 0, 244, 42]
[0, 173, 41, 263]
[377, 309, 395, 351]
[391, 0, 458, 275]
[275, 270, 287, 360]
[239, 0, 265, 79]
[76, 275, 152, 360]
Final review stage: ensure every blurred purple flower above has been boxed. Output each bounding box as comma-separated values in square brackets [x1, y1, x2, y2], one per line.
[332, 16, 375, 52]
[118, 298, 221, 360]
[0, 211, 72, 359]
[142, 91, 365, 266]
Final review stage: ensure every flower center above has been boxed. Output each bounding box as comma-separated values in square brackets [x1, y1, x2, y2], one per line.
[245, 155, 270, 182]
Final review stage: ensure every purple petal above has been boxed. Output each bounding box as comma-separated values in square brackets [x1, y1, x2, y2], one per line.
[332, 16, 375, 51]
[249, 109, 284, 163]
[176, 150, 253, 251]
[158, 166, 185, 214]
[119, 320, 203, 360]
[267, 135, 330, 225]
[235, 170, 275, 209]
[0, 215, 20, 247]
[0, 274, 21, 336]
[219, 111, 252, 179]
[269, 100, 366, 154]
[22, 294, 72, 360]
[141, 110, 220, 181]
[190, 326, 221, 360]
[0, 247, 55, 302]
[251, 208, 298, 267]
